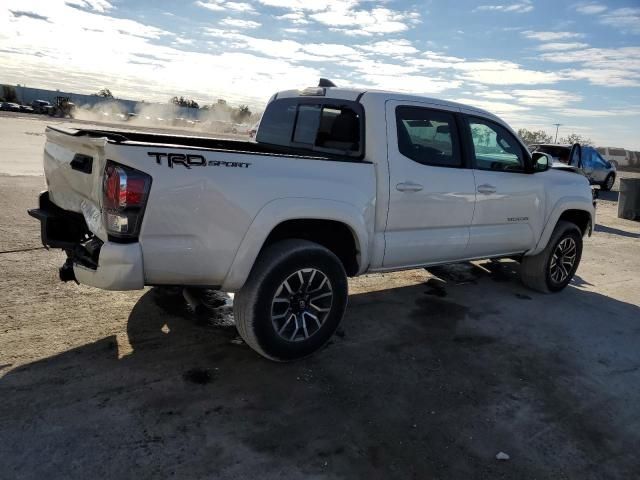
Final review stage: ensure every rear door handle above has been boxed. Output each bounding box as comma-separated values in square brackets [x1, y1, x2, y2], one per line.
[396, 182, 423, 192]
[477, 184, 496, 194]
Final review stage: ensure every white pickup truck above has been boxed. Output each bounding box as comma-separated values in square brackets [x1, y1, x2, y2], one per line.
[29, 81, 595, 361]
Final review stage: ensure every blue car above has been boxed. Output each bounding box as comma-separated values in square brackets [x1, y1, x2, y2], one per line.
[531, 143, 617, 191]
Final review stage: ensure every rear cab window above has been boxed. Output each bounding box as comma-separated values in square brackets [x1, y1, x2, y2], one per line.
[256, 97, 364, 159]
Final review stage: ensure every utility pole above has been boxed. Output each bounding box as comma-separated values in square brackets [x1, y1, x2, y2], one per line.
[553, 123, 562, 144]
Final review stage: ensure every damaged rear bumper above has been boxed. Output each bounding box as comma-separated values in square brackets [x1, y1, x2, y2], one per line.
[28, 192, 144, 290]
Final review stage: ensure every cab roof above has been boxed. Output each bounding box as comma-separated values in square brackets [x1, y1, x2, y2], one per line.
[274, 86, 501, 122]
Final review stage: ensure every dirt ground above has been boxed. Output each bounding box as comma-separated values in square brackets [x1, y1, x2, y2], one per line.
[1, 114, 639, 479]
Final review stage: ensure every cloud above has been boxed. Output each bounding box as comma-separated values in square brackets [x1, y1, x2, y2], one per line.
[600, 8, 640, 34]
[196, 0, 257, 13]
[511, 89, 582, 107]
[551, 107, 639, 118]
[537, 42, 589, 51]
[522, 30, 583, 41]
[362, 74, 462, 94]
[65, 0, 113, 13]
[539, 46, 640, 87]
[454, 60, 561, 85]
[0, 0, 318, 106]
[359, 39, 418, 56]
[258, 0, 421, 36]
[282, 27, 306, 34]
[276, 12, 309, 24]
[312, 7, 420, 36]
[225, 2, 257, 13]
[195, 1, 225, 11]
[575, 3, 607, 15]
[9, 10, 49, 21]
[573, 4, 640, 35]
[220, 17, 261, 28]
[204, 29, 362, 63]
[256, 0, 322, 9]
[474, 1, 533, 13]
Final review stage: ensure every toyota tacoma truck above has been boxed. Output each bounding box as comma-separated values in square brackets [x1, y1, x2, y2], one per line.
[29, 81, 595, 361]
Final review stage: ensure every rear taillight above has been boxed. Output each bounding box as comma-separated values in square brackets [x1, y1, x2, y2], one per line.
[103, 161, 151, 241]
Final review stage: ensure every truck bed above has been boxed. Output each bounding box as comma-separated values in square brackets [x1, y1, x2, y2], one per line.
[47, 125, 344, 161]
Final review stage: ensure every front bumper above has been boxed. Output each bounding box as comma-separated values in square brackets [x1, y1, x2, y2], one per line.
[28, 192, 144, 290]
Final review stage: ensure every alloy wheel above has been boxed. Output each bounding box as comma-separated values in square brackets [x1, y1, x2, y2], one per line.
[549, 237, 577, 284]
[271, 268, 333, 342]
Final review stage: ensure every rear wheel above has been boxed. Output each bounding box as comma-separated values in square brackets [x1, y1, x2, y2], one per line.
[234, 239, 348, 361]
[520, 221, 583, 293]
[601, 174, 615, 191]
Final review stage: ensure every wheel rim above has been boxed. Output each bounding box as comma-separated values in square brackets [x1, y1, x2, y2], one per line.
[271, 268, 333, 342]
[549, 237, 577, 284]
[606, 175, 614, 189]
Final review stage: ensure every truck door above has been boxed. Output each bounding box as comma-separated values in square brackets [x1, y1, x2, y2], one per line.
[462, 114, 545, 257]
[582, 147, 608, 183]
[568, 143, 582, 170]
[383, 100, 476, 268]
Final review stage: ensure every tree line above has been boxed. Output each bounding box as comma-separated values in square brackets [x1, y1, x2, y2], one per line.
[517, 128, 593, 147]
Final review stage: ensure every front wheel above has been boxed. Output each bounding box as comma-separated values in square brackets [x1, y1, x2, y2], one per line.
[520, 221, 583, 293]
[601, 174, 615, 192]
[234, 239, 348, 361]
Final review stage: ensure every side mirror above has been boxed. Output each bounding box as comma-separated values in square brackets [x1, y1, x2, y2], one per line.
[532, 152, 550, 172]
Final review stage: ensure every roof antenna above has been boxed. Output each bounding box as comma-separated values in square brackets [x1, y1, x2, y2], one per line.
[318, 78, 337, 88]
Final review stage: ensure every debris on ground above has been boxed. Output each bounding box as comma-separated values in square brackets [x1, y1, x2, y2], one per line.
[496, 451, 510, 461]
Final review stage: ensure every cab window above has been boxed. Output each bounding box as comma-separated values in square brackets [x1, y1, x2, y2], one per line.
[256, 98, 363, 157]
[468, 117, 526, 172]
[395, 106, 461, 168]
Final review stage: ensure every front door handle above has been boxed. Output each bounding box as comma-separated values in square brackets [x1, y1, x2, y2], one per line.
[477, 184, 496, 194]
[396, 182, 423, 192]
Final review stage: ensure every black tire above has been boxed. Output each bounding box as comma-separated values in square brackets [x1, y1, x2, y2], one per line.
[520, 221, 583, 293]
[234, 239, 348, 362]
[601, 174, 615, 192]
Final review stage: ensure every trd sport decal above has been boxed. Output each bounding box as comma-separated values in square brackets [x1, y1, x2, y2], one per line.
[148, 152, 251, 169]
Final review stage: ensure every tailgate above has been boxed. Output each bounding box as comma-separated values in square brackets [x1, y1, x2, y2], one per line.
[44, 126, 108, 239]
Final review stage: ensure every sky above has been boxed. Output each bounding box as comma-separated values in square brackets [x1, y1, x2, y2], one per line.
[0, 0, 639, 149]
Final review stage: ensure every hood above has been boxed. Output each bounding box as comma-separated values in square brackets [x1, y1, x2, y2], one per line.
[551, 162, 585, 176]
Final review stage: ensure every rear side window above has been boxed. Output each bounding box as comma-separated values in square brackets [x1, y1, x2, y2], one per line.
[396, 106, 461, 168]
[256, 98, 363, 157]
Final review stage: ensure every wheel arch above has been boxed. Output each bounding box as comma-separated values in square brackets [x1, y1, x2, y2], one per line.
[528, 199, 594, 257]
[221, 198, 371, 291]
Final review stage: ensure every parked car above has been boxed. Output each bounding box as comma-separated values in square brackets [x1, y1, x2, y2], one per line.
[248, 120, 260, 139]
[29, 80, 595, 361]
[531, 143, 616, 191]
[19, 105, 35, 114]
[596, 147, 631, 169]
[31, 99, 52, 114]
[0, 102, 21, 112]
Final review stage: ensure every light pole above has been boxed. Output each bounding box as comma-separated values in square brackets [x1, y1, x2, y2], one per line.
[553, 123, 562, 144]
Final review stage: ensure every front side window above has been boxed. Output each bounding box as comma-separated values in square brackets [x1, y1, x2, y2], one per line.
[396, 106, 461, 167]
[256, 98, 362, 157]
[468, 117, 525, 172]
